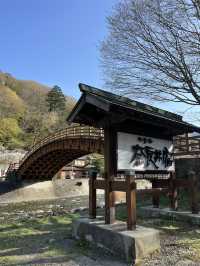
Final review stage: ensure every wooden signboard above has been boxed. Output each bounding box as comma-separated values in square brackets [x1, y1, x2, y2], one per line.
[117, 132, 174, 172]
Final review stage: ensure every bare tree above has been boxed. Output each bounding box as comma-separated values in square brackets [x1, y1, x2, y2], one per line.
[101, 0, 200, 105]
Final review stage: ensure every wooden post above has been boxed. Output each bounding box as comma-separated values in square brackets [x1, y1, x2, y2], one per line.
[104, 126, 117, 224]
[126, 173, 136, 230]
[170, 172, 178, 210]
[152, 180, 160, 208]
[89, 171, 97, 219]
[105, 179, 115, 224]
[190, 170, 199, 214]
[185, 133, 189, 153]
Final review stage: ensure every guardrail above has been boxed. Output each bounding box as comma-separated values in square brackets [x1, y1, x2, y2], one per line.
[174, 133, 200, 156]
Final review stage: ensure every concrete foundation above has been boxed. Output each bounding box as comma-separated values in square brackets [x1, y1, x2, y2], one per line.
[72, 217, 160, 264]
[140, 206, 200, 225]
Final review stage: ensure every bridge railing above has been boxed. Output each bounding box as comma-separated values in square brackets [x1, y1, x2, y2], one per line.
[174, 133, 200, 156]
[19, 126, 104, 167]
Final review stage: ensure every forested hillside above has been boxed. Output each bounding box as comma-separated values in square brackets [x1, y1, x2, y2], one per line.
[0, 72, 76, 150]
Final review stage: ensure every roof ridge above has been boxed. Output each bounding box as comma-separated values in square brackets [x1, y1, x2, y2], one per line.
[79, 83, 182, 122]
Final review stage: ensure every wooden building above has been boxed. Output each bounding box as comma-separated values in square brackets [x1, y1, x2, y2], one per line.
[55, 158, 94, 179]
[67, 83, 200, 229]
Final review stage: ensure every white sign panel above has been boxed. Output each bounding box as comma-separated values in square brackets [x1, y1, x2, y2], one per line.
[117, 132, 174, 171]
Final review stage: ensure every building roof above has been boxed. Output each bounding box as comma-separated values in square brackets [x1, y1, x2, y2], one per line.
[81, 84, 182, 121]
[67, 83, 200, 137]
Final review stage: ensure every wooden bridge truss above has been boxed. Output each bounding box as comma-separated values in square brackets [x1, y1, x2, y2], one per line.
[12, 126, 104, 180]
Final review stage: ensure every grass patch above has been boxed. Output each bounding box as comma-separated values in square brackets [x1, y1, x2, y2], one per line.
[0, 213, 80, 265]
[0, 191, 198, 265]
[177, 230, 200, 261]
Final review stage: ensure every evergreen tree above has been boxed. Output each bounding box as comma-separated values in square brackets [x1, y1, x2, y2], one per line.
[46, 85, 66, 112]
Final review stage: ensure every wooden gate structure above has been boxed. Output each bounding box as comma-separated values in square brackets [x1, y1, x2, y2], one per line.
[68, 83, 200, 230]
[8, 83, 200, 230]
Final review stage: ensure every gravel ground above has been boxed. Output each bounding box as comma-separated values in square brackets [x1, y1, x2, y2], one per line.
[0, 196, 200, 266]
[143, 235, 199, 266]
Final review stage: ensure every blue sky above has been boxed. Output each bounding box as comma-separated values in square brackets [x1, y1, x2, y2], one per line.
[0, 0, 118, 99]
[0, 0, 199, 124]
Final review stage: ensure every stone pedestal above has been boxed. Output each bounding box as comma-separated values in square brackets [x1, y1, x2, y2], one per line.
[140, 206, 200, 225]
[72, 217, 160, 264]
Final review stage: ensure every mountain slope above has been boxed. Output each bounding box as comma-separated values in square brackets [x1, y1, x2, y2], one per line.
[0, 72, 76, 150]
[0, 85, 26, 117]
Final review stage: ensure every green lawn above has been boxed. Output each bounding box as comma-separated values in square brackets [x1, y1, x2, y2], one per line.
[0, 193, 199, 265]
[0, 214, 81, 265]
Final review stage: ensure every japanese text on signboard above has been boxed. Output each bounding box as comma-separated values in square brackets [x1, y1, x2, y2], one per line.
[117, 133, 174, 171]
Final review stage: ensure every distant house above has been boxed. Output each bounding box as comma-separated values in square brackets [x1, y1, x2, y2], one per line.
[0, 169, 7, 178]
[54, 158, 95, 179]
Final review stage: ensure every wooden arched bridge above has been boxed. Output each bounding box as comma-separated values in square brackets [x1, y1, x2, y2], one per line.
[8, 126, 104, 180]
[6, 125, 200, 180]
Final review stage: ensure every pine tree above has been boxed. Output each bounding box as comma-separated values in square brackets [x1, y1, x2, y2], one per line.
[46, 85, 66, 112]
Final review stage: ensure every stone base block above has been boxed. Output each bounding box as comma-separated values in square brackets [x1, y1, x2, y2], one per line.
[72, 217, 160, 264]
[140, 206, 200, 225]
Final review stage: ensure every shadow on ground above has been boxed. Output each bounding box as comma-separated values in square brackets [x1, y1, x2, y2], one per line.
[0, 194, 200, 265]
[0, 214, 80, 265]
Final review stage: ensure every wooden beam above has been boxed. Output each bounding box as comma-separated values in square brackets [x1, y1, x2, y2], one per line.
[85, 94, 110, 112]
[112, 180, 135, 192]
[67, 94, 86, 123]
[190, 171, 199, 214]
[126, 175, 136, 230]
[104, 126, 117, 224]
[96, 112, 128, 128]
[94, 179, 105, 190]
[170, 172, 178, 211]
[174, 179, 191, 188]
[89, 171, 97, 219]
[135, 170, 170, 175]
[151, 179, 170, 188]
[94, 179, 168, 194]
[112, 104, 192, 136]
[105, 179, 115, 224]
[136, 188, 169, 195]
[94, 179, 136, 192]
[152, 180, 160, 208]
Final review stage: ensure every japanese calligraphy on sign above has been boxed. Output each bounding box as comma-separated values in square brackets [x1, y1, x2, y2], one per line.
[117, 132, 174, 171]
